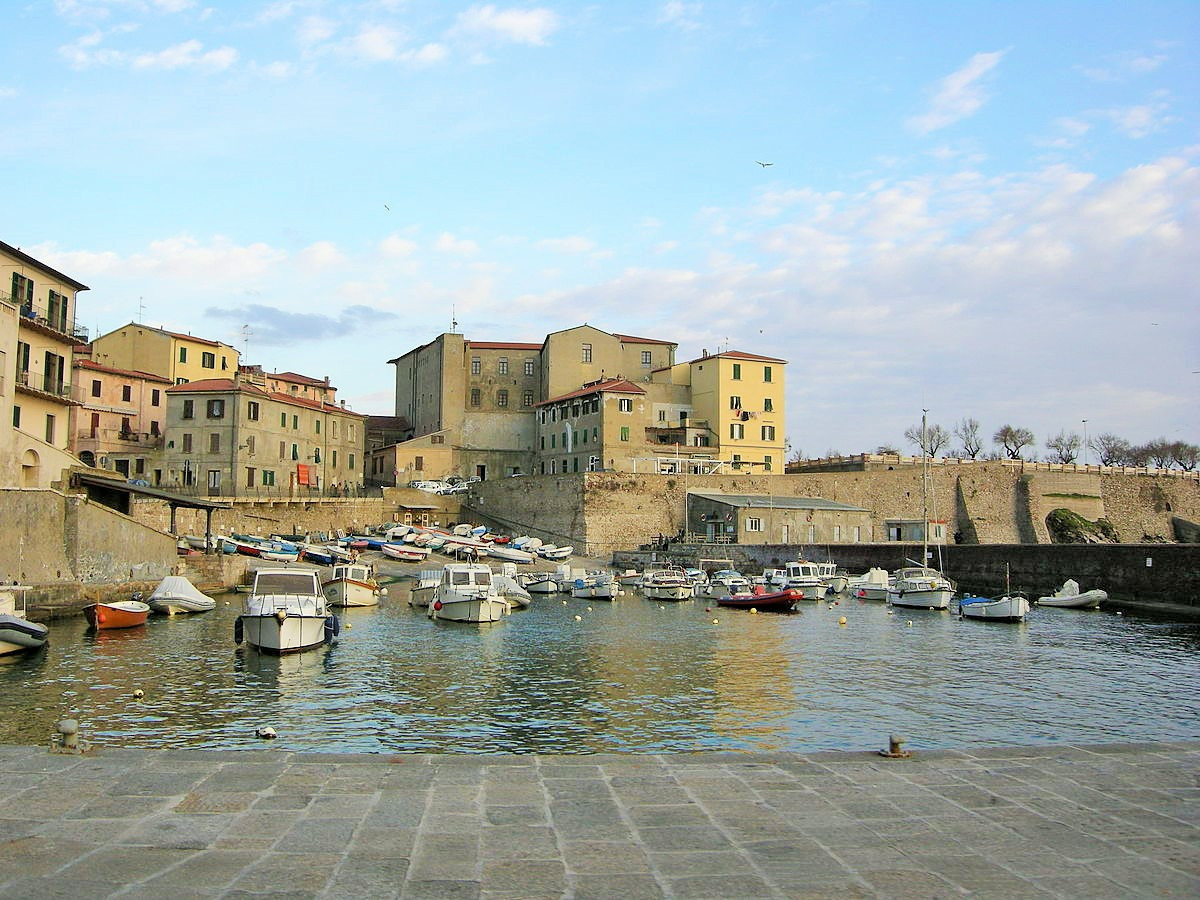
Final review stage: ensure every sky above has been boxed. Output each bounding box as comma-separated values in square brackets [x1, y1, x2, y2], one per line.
[4, 0, 1197, 461]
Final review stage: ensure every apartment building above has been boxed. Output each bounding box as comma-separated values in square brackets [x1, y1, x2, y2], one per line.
[90, 322, 240, 385]
[1, 240, 89, 488]
[161, 375, 366, 497]
[71, 358, 172, 481]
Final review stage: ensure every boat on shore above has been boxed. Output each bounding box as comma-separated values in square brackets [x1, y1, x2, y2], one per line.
[236, 569, 337, 653]
[1037, 579, 1106, 609]
[84, 595, 151, 630]
[148, 576, 216, 615]
[0, 585, 48, 655]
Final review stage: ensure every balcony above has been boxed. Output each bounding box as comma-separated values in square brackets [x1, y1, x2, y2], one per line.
[15, 369, 75, 403]
[4, 289, 79, 343]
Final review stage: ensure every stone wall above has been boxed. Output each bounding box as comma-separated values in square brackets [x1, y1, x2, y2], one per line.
[1099, 473, 1200, 542]
[131, 496, 389, 540]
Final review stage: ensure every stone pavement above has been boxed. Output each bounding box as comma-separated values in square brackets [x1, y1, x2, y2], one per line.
[0, 741, 1196, 899]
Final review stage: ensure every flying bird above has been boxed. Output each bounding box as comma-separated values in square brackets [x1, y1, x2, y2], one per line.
[384, 204, 390, 211]
[756, 161, 773, 167]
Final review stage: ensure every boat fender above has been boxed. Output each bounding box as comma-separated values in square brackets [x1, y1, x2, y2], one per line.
[275, 609, 288, 622]
[234, 617, 243, 645]
[433, 600, 443, 611]
[324, 615, 340, 644]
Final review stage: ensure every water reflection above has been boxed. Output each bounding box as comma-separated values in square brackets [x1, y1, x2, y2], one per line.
[0, 590, 1196, 754]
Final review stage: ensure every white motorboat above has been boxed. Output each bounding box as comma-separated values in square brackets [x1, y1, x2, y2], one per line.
[696, 570, 754, 601]
[494, 566, 534, 610]
[887, 566, 955, 610]
[570, 572, 618, 600]
[237, 569, 337, 653]
[322, 563, 384, 607]
[148, 576, 216, 615]
[408, 570, 442, 608]
[0, 585, 48, 656]
[640, 568, 694, 601]
[537, 545, 573, 560]
[521, 567, 565, 593]
[816, 561, 848, 594]
[1037, 579, 1106, 609]
[848, 567, 892, 601]
[783, 560, 828, 601]
[960, 593, 1031, 622]
[429, 563, 509, 623]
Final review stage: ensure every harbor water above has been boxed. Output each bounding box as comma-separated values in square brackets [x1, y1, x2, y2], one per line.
[2, 583, 1197, 754]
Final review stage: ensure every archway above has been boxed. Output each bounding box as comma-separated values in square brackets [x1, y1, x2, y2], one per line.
[79, 450, 96, 467]
[20, 448, 41, 488]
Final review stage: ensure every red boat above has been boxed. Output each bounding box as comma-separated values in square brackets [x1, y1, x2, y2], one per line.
[716, 588, 801, 613]
[83, 599, 151, 630]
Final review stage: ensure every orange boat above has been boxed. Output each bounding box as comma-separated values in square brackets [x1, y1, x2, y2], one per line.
[83, 598, 151, 630]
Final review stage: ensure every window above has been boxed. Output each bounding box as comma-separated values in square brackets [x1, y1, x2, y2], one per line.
[201, 351, 216, 369]
[764, 455, 772, 471]
[182, 399, 194, 419]
[852, 525, 861, 542]
[12, 272, 34, 307]
[833, 525, 842, 541]
[331, 450, 337, 467]
[763, 366, 773, 383]
[208, 470, 221, 491]
[641, 350, 652, 368]
[135, 458, 145, 475]
[91, 379, 101, 397]
[658, 410, 666, 421]
[150, 420, 160, 435]
[524, 359, 535, 376]
[470, 388, 481, 407]
[620, 426, 630, 441]
[279, 441, 286, 460]
[292, 415, 298, 430]
[582, 343, 592, 363]
[263, 470, 276, 486]
[291, 443, 299, 460]
[471, 357, 481, 375]
[152, 389, 160, 406]
[122, 385, 132, 402]
[730, 423, 745, 440]
[522, 390, 534, 407]
[497, 390, 508, 408]
[245, 467, 256, 488]
[182, 433, 193, 453]
[431, 434, 443, 444]
[808, 525, 816, 543]
[747, 517, 762, 532]
[315, 419, 321, 434]
[221, 357, 228, 370]
[348, 454, 355, 470]
[11, 405, 19, 428]
[247, 401, 259, 421]
[120, 417, 132, 435]
[47, 290, 68, 331]
[550, 434, 556, 448]
[730, 395, 742, 410]
[45, 414, 56, 443]
[732, 363, 742, 380]
[498, 357, 508, 375]
[764, 398, 773, 412]
[313, 448, 321, 463]
[179, 347, 187, 363]
[761, 425, 776, 441]
[619, 398, 633, 413]
[331, 420, 338, 438]
[175, 378, 188, 385]
[206, 399, 224, 418]
[209, 433, 220, 453]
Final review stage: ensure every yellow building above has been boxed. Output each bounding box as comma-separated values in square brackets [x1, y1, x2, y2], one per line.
[2, 240, 89, 488]
[90, 322, 240, 385]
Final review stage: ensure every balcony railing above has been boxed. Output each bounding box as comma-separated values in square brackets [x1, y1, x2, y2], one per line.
[2, 288, 78, 340]
[15, 369, 73, 401]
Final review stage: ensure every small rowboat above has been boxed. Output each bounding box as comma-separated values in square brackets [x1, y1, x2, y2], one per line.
[716, 589, 801, 613]
[84, 598, 150, 630]
[382, 543, 430, 562]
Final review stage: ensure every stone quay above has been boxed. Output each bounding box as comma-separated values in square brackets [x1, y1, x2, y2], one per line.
[0, 740, 1195, 898]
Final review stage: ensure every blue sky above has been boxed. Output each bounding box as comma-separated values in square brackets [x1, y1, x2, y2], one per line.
[4, 1, 1197, 459]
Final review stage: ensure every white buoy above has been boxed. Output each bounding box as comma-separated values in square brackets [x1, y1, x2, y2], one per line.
[255, 726, 277, 739]
[573, 615, 582, 622]
[132, 688, 144, 700]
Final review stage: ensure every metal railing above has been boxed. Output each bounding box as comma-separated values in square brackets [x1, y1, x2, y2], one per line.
[15, 369, 73, 400]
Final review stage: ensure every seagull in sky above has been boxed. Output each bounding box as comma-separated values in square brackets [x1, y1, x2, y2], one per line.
[384, 204, 390, 211]
[756, 160, 773, 167]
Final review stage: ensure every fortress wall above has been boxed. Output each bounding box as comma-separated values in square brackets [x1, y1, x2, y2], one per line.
[1099, 472, 1200, 542]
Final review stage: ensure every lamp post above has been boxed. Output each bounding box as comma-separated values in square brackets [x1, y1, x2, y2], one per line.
[1082, 419, 1088, 466]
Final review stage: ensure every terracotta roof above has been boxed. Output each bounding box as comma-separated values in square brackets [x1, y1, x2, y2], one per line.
[270, 371, 332, 388]
[538, 377, 646, 406]
[74, 359, 173, 384]
[683, 349, 788, 365]
[613, 332, 677, 346]
[166, 378, 266, 395]
[466, 341, 542, 351]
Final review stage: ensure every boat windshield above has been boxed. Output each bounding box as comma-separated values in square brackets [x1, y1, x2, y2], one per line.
[254, 572, 320, 595]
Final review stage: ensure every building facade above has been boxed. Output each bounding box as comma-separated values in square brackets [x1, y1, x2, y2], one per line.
[2, 240, 89, 488]
[161, 376, 366, 497]
[70, 358, 172, 480]
[686, 492, 872, 545]
[90, 322, 240, 385]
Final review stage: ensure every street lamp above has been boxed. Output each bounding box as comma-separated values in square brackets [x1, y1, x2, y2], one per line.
[1082, 419, 1088, 466]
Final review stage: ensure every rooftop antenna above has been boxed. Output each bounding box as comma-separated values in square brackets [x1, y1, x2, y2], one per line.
[137, 297, 146, 323]
[450, 306, 458, 333]
[241, 324, 252, 357]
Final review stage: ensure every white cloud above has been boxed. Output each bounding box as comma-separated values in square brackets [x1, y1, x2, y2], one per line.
[435, 233, 479, 255]
[380, 235, 418, 257]
[298, 241, 345, 269]
[1101, 100, 1175, 139]
[536, 236, 596, 254]
[908, 50, 1007, 135]
[1080, 50, 1168, 82]
[0, 87, 17, 99]
[657, 1, 703, 30]
[131, 39, 237, 70]
[297, 15, 337, 48]
[453, 5, 559, 46]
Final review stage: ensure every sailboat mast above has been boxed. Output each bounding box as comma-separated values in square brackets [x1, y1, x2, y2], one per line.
[921, 409, 929, 567]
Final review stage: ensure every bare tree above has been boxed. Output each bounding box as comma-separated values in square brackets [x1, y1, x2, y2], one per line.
[953, 417, 983, 459]
[875, 444, 900, 455]
[903, 422, 951, 456]
[1089, 433, 1130, 466]
[1124, 443, 1152, 466]
[1046, 430, 1082, 464]
[993, 424, 1036, 459]
[1145, 437, 1174, 469]
[1171, 441, 1199, 471]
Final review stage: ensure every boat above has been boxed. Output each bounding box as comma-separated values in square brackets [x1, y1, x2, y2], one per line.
[1037, 579, 1106, 609]
[84, 595, 151, 630]
[717, 588, 801, 613]
[887, 566, 955, 610]
[521, 570, 564, 594]
[614, 569, 643, 588]
[381, 543, 431, 562]
[960, 593, 1031, 622]
[429, 563, 509, 623]
[482, 544, 535, 563]
[0, 585, 48, 655]
[816, 561, 848, 594]
[640, 567, 694, 601]
[408, 570, 442, 608]
[696, 570, 754, 601]
[848, 567, 892, 601]
[494, 565, 534, 610]
[237, 568, 338, 653]
[570, 572, 619, 600]
[782, 560, 828, 601]
[537, 545, 573, 560]
[322, 563, 384, 607]
[147, 576, 216, 615]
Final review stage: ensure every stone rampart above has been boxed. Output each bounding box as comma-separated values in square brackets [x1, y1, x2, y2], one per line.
[1099, 472, 1200, 542]
[131, 497, 389, 541]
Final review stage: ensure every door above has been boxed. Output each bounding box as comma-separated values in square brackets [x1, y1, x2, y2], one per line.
[475, 464, 487, 481]
[781, 524, 789, 544]
[207, 469, 221, 496]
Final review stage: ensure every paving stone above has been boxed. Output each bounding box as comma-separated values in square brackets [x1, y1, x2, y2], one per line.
[228, 849, 342, 893]
[562, 839, 653, 874]
[275, 815, 359, 852]
[479, 858, 565, 893]
[667, 872, 775, 898]
[570, 873, 667, 899]
[645, 850, 756, 877]
[635, 825, 734, 852]
[118, 811, 238, 849]
[401, 878, 481, 899]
